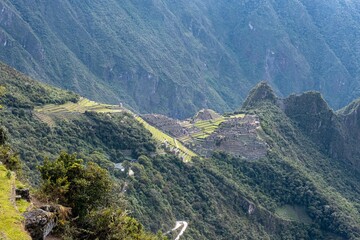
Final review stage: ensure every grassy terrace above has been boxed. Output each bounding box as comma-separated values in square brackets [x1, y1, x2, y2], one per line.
[35, 97, 123, 114]
[0, 164, 31, 240]
[135, 117, 197, 162]
[188, 113, 245, 141]
[275, 205, 312, 224]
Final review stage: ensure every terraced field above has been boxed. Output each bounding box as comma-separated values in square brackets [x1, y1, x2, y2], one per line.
[35, 97, 123, 114]
[35, 98, 197, 162]
[135, 117, 197, 162]
[188, 114, 245, 141]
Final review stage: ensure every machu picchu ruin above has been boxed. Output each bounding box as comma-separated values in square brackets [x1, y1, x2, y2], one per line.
[142, 110, 268, 160]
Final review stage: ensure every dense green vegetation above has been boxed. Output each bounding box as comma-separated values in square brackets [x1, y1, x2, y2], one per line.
[0, 62, 78, 108]
[39, 153, 113, 219]
[2, 1, 360, 117]
[0, 64, 157, 182]
[1, 63, 360, 239]
[38, 152, 166, 240]
[124, 151, 360, 239]
[1, 109, 157, 183]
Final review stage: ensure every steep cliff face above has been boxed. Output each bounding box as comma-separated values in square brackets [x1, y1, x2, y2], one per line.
[284, 92, 345, 158]
[338, 100, 360, 167]
[1, 1, 360, 117]
[339, 99, 360, 136]
[280, 90, 360, 168]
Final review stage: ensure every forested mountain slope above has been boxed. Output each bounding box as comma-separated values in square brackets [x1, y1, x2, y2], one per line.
[1, 63, 360, 239]
[1, 0, 360, 118]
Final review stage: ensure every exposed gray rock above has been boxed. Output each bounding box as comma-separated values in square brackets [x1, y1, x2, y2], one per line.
[248, 203, 256, 215]
[24, 209, 55, 240]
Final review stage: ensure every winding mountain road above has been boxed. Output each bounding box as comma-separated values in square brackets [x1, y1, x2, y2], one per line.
[166, 221, 188, 240]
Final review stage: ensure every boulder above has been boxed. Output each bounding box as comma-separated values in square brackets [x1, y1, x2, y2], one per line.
[24, 209, 55, 240]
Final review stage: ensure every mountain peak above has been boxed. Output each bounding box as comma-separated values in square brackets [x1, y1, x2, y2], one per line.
[284, 91, 331, 115]
[242, 81, 277, 109]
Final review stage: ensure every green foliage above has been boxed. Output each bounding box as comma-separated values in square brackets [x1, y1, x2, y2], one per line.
[0, 108, 156, 183]
[38, 152, 165, 240]
[0, 145, 21, 171]
[284, 92, 341, 154]
[6, 170, 11, 179]
[250, 100, 360, 239]
[39, 152, 112, 219]
[0, 62, 79, 109]
[242, 81, 277, 109]
[83, 208, 167, 240]
[124, 88, 360, 239]
[0, 85, 4, 110]
[125, 153, 328, 239]
[0, 126, 7, 145]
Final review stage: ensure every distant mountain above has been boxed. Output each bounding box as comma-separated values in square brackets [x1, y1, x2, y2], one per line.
[1, 0, 360, 118]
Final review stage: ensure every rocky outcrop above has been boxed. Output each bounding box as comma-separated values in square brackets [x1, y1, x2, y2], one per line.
[24, 208, 56, 240]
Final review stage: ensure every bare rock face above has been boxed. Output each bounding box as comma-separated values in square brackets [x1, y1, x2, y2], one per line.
[24, 208, 56, 240]
[248, 203, 256, 215]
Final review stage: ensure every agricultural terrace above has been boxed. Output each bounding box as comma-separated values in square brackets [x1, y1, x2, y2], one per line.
[135, 117, 197, 162]
[35, 97, 123, 114]
[185, 113, 245, 141]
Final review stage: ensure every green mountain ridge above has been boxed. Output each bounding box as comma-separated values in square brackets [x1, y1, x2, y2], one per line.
[1, 63, 360, 239]
[1, 0, 360, 118]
